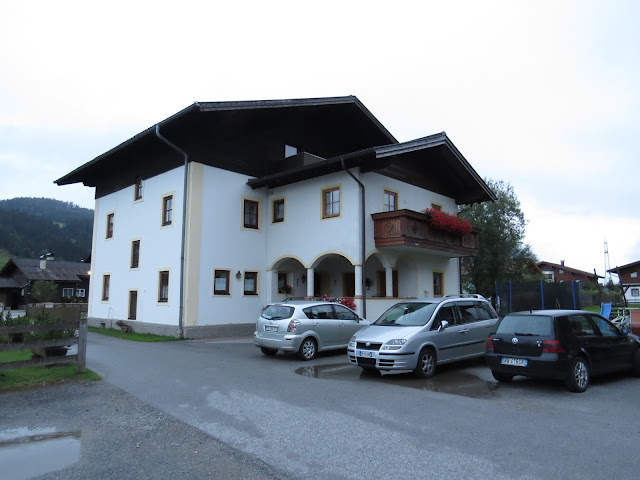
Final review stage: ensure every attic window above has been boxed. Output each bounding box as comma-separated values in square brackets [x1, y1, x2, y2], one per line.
[631, 272, 638, 278]
[284, 145, 297, 158]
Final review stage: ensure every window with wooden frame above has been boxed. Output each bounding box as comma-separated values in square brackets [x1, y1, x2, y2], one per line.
[243, 199, 259, 229]
[76, 288, 86, 298]
[128, 290, 138, 320]
[102, 274, 110, 301]
[383, 190, 398, 212]
[322, 186, 341, 219]
[134, 177, 144, 201]
[272, 198, 285, 223]
[130, 240, 140, 269]
[243, 271, 258, 295]
[106, 213, 114, 239]
[158, 271, 169, 302]
[162, 195, 173, 226]
[214, 269, 231, 295]
[430, 203, 442, 212]
[376, 270, 398, 297]
[433, 272, 444, 297]
[62, 287, 74, 297]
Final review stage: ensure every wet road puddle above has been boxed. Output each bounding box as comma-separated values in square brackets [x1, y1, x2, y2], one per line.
[0, 428, 81, 480]
[295, 364, 497, 398]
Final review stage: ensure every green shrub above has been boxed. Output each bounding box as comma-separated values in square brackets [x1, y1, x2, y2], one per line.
[24, 311, 76, 342]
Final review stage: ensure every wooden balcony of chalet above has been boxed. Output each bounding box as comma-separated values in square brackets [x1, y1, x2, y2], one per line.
[371, 209, 479, 257]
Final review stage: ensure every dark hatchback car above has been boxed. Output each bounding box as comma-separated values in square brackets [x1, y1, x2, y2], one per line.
[485, 310, 640, 392]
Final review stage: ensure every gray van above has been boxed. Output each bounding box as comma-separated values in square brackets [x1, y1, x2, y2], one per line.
[347, 296, 498, 377]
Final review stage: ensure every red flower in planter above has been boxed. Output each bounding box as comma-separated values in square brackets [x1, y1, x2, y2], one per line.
[420, 208, 473, 236]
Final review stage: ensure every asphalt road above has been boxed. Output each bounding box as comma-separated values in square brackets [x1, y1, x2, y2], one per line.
[2, 332, 640, 479]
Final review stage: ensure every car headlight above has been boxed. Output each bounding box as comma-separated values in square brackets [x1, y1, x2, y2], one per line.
[381, 339, 407, 351]
[348, 335, 356, 347]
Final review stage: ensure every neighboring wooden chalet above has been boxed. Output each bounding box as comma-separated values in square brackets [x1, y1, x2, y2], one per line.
[537, 261, 601, 285]
[55, 96, 495, 338]
[0, 257, 90, 309]
[608, 260, 640, 304]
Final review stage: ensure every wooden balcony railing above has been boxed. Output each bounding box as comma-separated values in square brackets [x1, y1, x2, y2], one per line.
[371, 209, 479, 257]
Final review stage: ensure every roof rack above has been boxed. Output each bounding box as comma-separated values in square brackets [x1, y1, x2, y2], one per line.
[444, 294, 486, 299]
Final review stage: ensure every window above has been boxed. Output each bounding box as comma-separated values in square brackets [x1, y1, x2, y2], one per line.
[272, 198, 285, 223]
[128, 291, 138, 320]
[158, 271, 169, 302]
[433, 272, 444, 297]
[558, 269, 564, 274]
[162, 195, 173, 226]
[244, 199, 259, 229]
[457, 301, 482, 324]
[431, 203, 442, 212]
[285, 144, 297, 157]
[631, 272, 638, 278]
[433, 305, 458, 329]
[333, 304, 358, 320]
[134, 177, 143, 201]
[214, 270, 230, 295]
[130, 240, 140, 269]
[102, 275, 110, 301]
[244, 271, 258, 295]
[62, 288, 74, 297]
[76, 289, 86, 298]
[376, 270, 398, 297]
[632, 288, 640, 297]
[106, 213, 114, 239]
[383, 190, 398, 212]
[322, 186, 340, 219]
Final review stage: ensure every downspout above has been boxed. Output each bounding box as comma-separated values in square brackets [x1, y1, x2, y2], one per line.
[341, 158, 366, 319]
[155, 124, 188, 338]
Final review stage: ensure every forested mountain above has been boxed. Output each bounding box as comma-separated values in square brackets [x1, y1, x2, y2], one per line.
[0, 197, 93, 264]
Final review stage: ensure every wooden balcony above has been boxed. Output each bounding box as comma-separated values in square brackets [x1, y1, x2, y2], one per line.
[371, 209, 479, 257]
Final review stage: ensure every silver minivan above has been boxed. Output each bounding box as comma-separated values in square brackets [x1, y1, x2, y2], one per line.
[255, 301, 369, 360]
[347, 296, 498, 377]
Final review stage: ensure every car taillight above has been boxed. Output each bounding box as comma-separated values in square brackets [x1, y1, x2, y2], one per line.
[486, 336, 494, 350]
[542, 340, 566, 353]
[287, 321, 296, 333]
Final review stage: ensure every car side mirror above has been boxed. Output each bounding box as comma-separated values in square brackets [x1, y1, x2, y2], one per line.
[438, 320, 449, 332]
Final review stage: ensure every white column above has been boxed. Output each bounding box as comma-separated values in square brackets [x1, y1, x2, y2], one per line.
[265, 270, 275, 303]
[385, 267, 393, 297]
[355, 264, 363, 297]
[306, 267, 315, 298]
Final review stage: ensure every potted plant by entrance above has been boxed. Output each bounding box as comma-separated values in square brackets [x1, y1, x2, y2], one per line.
[116, 320, 131, 333]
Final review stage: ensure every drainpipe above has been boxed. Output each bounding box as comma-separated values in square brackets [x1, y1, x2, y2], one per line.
[155, 124, 188, 338]
[341, 158, 366, 319]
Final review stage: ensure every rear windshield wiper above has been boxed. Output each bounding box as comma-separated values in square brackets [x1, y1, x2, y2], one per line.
[513, 332, 536, 336]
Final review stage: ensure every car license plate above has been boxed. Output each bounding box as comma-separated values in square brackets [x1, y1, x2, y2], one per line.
[264, 325, 278, 332]
[357, 350, 374, 358]
[501, 357, 527, 367]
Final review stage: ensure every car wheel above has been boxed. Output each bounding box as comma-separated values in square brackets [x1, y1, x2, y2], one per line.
[565, 357, 589, 393]
[631, 349, 640, 377]
[260, 347, 277, 356]
[298, 338, 317, 361]
[413, 348, 436, 378]
[492, 371, 514, 383]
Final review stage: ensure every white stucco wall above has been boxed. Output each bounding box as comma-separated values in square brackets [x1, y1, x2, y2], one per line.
[90, 166, 185, 325]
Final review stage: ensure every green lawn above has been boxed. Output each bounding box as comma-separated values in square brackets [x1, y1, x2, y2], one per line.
[88, 326, 181, 342]
[0, 350, 101, 392]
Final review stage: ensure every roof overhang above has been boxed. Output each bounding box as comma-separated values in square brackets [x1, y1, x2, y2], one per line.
[55, 96, 397, 193]
[249, 133, 496, 205]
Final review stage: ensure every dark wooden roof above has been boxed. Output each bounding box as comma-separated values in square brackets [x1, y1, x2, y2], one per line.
[248, 133, 496, 205]
[608, 260, 640, 274]
[0, 259, 90, 282]
[537, 261, 602, 279]
[55, 96, 494, 205]
[55, 96, 397, 198]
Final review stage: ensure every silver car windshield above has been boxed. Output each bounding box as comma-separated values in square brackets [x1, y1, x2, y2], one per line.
[373, 303, 437, 326]
[261, 305, 295, 320]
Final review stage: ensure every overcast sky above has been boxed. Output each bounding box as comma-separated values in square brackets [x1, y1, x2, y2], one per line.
[1, 0, 638, 277]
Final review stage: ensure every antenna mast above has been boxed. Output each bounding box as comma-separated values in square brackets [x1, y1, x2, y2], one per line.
[604, 239, 611, 285]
